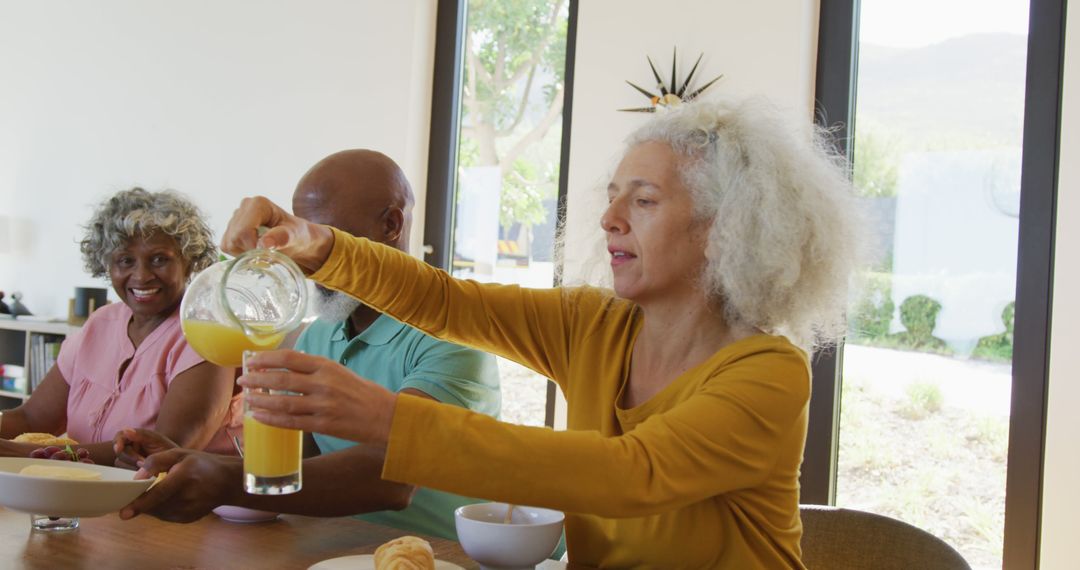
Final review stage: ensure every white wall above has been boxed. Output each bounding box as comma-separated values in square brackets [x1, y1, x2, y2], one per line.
[1040, 2, 1080, 565]
[562, 0, 820, 283]
[0, 0, 436, 317]
[889, 150, 1020, 350]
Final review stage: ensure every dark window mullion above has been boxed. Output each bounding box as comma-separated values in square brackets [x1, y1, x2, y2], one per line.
[546, 0, 580, 428]
[1003, 0, 1066, 566]
[801, 0, 860, 506]
[422, 0, 467, 270]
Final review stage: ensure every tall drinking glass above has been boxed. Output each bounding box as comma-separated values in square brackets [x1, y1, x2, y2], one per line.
[242, 350, 303, 495]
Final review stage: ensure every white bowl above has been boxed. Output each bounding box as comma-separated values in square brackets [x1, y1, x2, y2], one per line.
[0, 457, 153, 518]
[455, 502, 564, 570]
[212, 505, 280, 523]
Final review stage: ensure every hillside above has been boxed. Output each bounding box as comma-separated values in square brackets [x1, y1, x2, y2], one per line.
[855, 33, 1028, 149]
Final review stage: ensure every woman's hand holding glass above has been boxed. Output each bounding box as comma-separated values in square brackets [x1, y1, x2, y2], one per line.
[221, 196, 336, 274]
[238, 350, 399, 446]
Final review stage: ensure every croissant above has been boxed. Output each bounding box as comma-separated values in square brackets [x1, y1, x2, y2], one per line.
[374, 536, 435, 570]
[13, 432, 79, 446]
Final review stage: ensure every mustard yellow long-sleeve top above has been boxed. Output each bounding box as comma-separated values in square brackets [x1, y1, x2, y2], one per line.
[310, 228, 810, 569]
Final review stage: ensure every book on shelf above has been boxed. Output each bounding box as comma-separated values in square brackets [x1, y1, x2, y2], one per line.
[12, 315, 67, 323]
[1, 363, 27, 393]
[31, 335, 42, 389]
[0, 363, 25, 379]
[29, 334, 63, 391]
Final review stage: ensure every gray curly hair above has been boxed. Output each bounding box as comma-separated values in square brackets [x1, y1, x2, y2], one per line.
[623, 98, 864, 348]
[80, 187, 218, 279]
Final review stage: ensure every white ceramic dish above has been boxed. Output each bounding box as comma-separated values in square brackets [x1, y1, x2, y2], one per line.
[308, 554, 464, 569]
[455, 503, 564, 570]
[0, 457, 153, 518]
[212, 505, 280, 523]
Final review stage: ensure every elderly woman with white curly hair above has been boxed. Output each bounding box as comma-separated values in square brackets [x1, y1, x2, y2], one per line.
[131, 99, 860, 568]
[0, 188, 241, 466]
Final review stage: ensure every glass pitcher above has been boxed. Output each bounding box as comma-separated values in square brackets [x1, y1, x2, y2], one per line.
[180, 249, 308, 367]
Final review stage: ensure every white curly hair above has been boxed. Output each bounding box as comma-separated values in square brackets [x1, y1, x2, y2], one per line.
[618, 97, 864, 348]
[80, 187, 218, 279]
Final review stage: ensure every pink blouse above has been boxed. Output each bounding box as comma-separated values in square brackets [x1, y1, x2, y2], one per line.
[56, 301, 240, 455]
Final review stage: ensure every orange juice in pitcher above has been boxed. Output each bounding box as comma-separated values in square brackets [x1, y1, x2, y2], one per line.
[181, 320, 285, 367]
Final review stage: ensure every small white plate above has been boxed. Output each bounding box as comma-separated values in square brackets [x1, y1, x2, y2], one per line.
[212, 505, 280, 523]
[308, 554, 464, 570]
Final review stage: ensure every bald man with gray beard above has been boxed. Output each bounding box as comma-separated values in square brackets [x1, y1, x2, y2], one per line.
[290, 149, 501, 540]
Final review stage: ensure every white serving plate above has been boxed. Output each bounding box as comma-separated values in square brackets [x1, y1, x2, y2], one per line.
[0, 457, 153, 518]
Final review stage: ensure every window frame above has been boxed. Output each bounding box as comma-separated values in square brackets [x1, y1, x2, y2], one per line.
[800, 0, 861, 506]
[807, 1, 1064, 567]
[422, 0, 467, 271]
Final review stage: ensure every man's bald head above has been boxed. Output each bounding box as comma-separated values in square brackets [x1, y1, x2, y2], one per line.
[292, 149, 414, 251]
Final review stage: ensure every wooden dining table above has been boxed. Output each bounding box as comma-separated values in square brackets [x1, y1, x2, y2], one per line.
[0, 506, 481, 569]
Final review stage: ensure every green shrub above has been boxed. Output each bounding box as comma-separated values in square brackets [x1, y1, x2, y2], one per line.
[972, 302, 1015, 362]
[849, 272, 895, 342]
[900, 295, 941, 338]
[853, 126, 900, 198]
[884, 294, 952, 354]
[900, 380, 945, 419]
[966, 415, 1008, 453]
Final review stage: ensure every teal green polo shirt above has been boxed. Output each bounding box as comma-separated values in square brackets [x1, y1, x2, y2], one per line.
[295, 314, 501, 540]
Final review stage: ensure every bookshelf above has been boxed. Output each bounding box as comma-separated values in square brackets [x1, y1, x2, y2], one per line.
[0, 318, 80, 409]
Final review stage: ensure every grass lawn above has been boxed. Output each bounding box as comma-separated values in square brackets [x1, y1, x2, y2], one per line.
[838, 344, 1010, 569]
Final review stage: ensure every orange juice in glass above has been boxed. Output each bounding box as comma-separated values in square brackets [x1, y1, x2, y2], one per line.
[242, 350, 303, 495]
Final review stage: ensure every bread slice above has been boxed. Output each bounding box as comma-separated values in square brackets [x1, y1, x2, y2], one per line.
[19, 464, 102, 480]
[13, 432, 79, 446]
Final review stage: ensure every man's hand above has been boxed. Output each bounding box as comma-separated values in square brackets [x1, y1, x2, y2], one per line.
[119, 449, 242, 523]
[113, 428, 179, 470]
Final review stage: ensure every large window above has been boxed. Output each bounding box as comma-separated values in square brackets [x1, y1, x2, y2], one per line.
[810, 1, 1062, 568]
[836, 2, 1030, 567]
[425, 0, 576, 427]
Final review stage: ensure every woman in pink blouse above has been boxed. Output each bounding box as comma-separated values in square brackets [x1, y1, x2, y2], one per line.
[0, 188, 240, 465]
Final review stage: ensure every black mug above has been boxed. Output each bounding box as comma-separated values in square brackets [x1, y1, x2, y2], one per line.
[74, 287, 108, 318]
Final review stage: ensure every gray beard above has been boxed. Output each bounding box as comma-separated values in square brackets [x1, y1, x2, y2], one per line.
[313, 285, 362, 323]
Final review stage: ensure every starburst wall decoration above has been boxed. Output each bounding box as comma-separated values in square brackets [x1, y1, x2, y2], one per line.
[619, 48, 723, 113]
